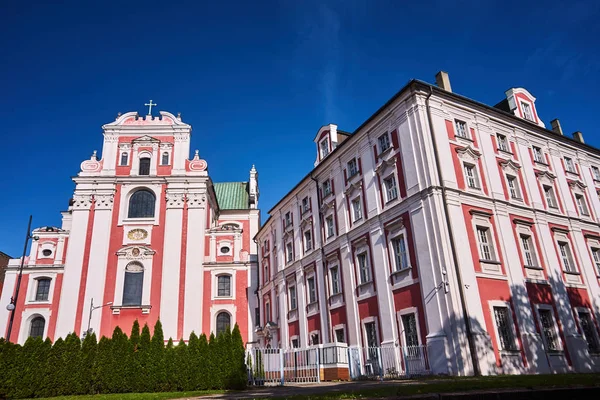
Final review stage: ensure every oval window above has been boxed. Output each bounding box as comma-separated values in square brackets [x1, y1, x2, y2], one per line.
[220, 246, 230, 254]
[42, 249, 52, 257]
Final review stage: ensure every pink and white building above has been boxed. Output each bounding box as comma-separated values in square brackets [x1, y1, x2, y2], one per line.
[0, 111, 260, 344]
[254, 72, 600, 375]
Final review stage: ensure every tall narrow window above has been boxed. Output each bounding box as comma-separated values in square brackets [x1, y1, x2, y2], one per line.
[591, 248, 600, 274]
[357, 252, 371, 284]
[558, 242, 576, 273]
[265, 302, 271, 322]
[217, 275, 231, 297]
[307, 277, 316, 304]
[289, 285, 297, 310]
[286, 242, 293, 264]
[494, 306, 517, 350]
[216, 312, 230, 335]
[123, 262, 144, 306]
[320, 139, 330, 158]
[476, 227, 494, 261]
[304, 230, 312, 252]
[507, 175, 520, 199]
[326, 216, 335, 238]
[301, 197, 309, 214]
[593, 166, 600, 181]
[120, 152, 128, 166]
[330, 265, 341, 294]
[378, 133, 391, 153]
[348, 158, 358, 177]
[532, 146, 544, 163]
[161, 152, 169, 165]
[497, 134, 509, 152]
[139, 157, 151, 175]
[128, 190, 156, 218]
[365, 322, 379, 347]
[401, 313, 419, 347]
[284, 212, 292, 227]
[520, 235, 537, 267]
[543, 185, 557, 209]
[578, 311, 600, 354]
[455, 120, 468, 138]
[521, 102, 534, 121]
[539, 309, 560, 351]
[322, 180, 332, 196]
[335, 328, 345, 343]
[392, 235, 408, 272]
[564, 157, 576, 173]
[575, 194, 589, 216]
[29, 316, 45, 339]
[35, 278, 51, 301]
[384, 175, 398, 202]
[464, 164, 479, 189]
[351, 197, 362, 221]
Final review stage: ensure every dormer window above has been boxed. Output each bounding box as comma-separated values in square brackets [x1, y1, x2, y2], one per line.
[322, 180, 332, 197]
[496, 134, 509, 152]
[348, 158, 358, 177]
[564, 157, 576, 173]
[320, 139, 330, 158]
[378, 133, 391, 153]
[521, 102, 534, 121]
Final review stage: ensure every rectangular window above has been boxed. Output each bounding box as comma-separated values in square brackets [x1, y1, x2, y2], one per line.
[544, 185, 557, 208]
[593, 166, 600, 181]
[139, 158, 151, 175]
[35, 278, 51, 301]
[539, 309, 560, 351]
[391, 235, 409, 272]
[591, 248, 600, 274]
[320, 139, 329, 158]
[304, 230, 312, 252]
[521, 102, 534, 121]
[378, 133, 391, 153]
[286, 242, 293, 264]
[476, 226, 494, 261]
[307, 277, 316, 304]
[493, 306, 517, 351]
[322, 180, 332, 196]
[348, 158, 358, 177]
[351, 197, 362, 221]
[520, 235, 537, 267]
[564, 157, 576, 173]
[284, 212, 292, 227]
[401, 313, 419, 347]
[120, 152, 129, 166]
[578, 311, 600, 353]
[330, 265, 341, 294]
[265, 302, 271, 322]
[335, 328, 345, 343]
[365, 322, 378, 347]
[291, 338, 299, 348]
[357, 252, 371, 284]
[575, 194, 589, 216]
[464, 164, 479, 189]
[559, 242, 576, 273]
[497, 134, 509, 152]
[217, 275, 231, 297]
[532, 146, 544, 163]
[289, 285, 297, 310]
[161, 152, 169, 165]
[384, 175, 398, 202]
[301, 197, 309, 214]
[507, 175, 520, 199]
[326, 216, 335, 238]
[455, 120, 468, 138]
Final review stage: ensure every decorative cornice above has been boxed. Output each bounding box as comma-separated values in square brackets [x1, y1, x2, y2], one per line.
[166, 192, 186, 209]
[469, 209, 493, 218]
[512, 218, 533, 227]
[187, 192, 206, 209]
[94, 193, 114, 210]
[72, 194, 93, 210]
[551, 226, 570, 234]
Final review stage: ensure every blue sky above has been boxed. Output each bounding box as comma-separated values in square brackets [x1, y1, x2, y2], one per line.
[1, 0, 599, 256]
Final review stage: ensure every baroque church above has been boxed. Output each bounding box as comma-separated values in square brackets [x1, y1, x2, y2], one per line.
[0, 109, 260, 344]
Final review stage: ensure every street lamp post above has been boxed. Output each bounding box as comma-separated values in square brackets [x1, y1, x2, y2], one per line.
[84, 298, 113, 338]
[6, 215, 37, 342]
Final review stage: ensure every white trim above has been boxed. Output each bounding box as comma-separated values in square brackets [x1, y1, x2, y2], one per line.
[534, 304, 563, 352]
[210, 306, 236, 335]
[361, 317, 380, 347]
[211, 269, 236, 300]
[118, 184, 163, 226]
[333, 324, 346, 343]
[19, 310, 50, 344]
[488, 300, 520, 352]
[397, 307, 422, 346]
[25, 273, 57, 305]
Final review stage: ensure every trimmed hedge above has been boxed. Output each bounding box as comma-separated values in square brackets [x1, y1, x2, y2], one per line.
[0, 321, 246, 399]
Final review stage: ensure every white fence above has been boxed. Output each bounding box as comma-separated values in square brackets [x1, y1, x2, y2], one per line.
[247, 347, 320, 386]
[348, 345, 430, 379]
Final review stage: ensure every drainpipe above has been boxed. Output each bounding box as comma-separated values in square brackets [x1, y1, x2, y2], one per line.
[425, 86, 481, 376]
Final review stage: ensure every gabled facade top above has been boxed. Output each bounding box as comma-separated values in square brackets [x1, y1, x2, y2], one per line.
[313, 124, 350, 167]
[500, 88, 545, 128]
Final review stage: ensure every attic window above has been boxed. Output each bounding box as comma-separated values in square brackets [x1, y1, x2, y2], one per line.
[320, 139, 330, 158]
[521, 102, 534, 121]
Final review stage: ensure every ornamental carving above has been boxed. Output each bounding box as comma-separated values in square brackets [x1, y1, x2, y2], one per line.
[117, 246, 155, 260]
[166, 192, 186, 208]
[72, 194, 93, 209]
[187, 193, 206, 208]
[94, 194, 114, 210]
[127, 229, 148, 241]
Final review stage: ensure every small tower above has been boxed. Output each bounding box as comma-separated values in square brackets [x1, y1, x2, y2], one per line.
[249, 165, 259, 209]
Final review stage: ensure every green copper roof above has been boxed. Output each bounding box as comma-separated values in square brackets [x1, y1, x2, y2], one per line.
[214, 182, 249, 210]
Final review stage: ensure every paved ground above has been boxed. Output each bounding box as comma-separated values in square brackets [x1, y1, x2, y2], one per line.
[190, 380, 427, 399]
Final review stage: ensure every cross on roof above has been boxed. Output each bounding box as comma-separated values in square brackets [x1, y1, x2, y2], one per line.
[144, 100, 157, 116]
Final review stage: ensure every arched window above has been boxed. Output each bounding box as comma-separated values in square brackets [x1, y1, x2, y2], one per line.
[120, 152, 128, 166]
[139, 157, 151, 175]
[29, 316, 45, 338]
[217, 275, 231, 297]
[161, 152, 169, 165]
[216, 312, 230, 335]
[128, 190, 155, 218]
[123, 262, 144, 306]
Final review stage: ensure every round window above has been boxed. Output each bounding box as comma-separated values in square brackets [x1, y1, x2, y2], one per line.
[42, 249, 52, 257]
[220, 246, 230, 254]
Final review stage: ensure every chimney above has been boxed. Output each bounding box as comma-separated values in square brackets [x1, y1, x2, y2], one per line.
[573, 131, 584, 144]
[550, 119, 563, 135]
[435, 71, 452, 92]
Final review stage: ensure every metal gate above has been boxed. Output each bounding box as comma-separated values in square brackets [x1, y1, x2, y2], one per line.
[348, 345, 430, 380]
[247, 347, 320, 386]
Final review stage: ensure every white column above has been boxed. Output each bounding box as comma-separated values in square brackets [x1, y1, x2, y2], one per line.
[172, 133, 190, 175]
[0, 272, 17, 339]
[160, 190, 185, 341]
[55, 236, 66, 264]
[80, 193, 115, 337]
[55, 193, 93, 339]
[101, 134, 118, 175]
[183, 191, 207, 338]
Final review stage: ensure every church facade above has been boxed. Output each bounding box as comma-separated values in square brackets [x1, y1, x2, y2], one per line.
[0, 111, 260, 344]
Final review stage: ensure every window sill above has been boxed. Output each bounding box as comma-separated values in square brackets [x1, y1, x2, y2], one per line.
[534, 160, 548, 167]
[524, 265, 544, 271]
[122, 217, 155, 224]
[391, 267, 411, 278]
[27, 300, 51, 305]
[563, 270, 580, 276]
[480, 259, 501, 265]
[499, 349, 521, 356]
[385, 197, 399, 205]
[455, 135, 474, 144]
[498, 149, 513, 156]
[215, 295, 234, 300]
[510, 196, 523, 202]
[111, 305, 152, 314]
[356, 280, 373, 289]
[377, 147, 394, 159]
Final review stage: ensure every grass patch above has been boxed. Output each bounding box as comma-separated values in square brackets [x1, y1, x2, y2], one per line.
[30, 390, 226, 400]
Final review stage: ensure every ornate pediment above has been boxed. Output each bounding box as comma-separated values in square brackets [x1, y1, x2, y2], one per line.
[344, 179, 363, 196]
[116, 245, 155, 260]
[455, 146, 481, 164]
[499, 159, 521, 174]
[375, 155, 397, 175]
[568, 179, 587, 191]
[132, 135, 160, 145]
[535, 170, 556, 185]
